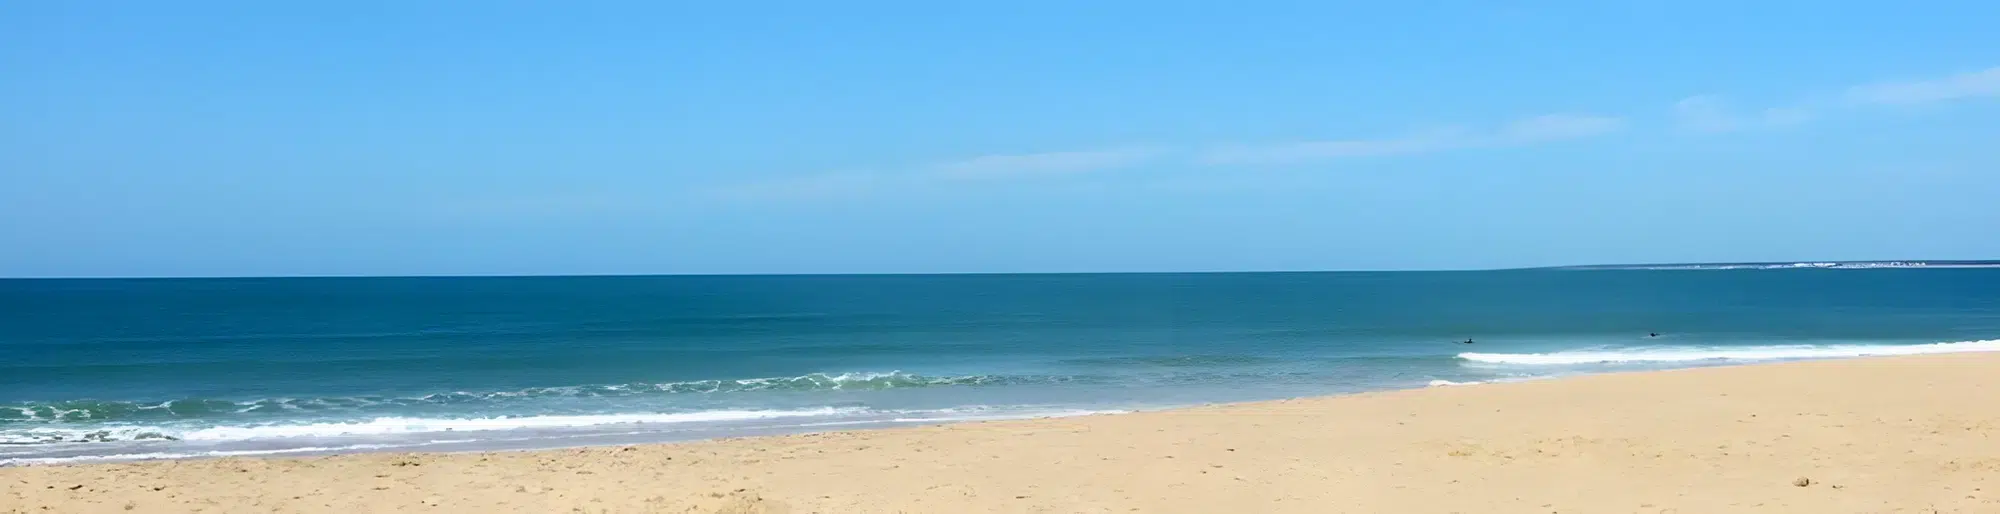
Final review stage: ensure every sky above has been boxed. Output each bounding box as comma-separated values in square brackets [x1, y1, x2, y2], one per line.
[4, 1, 1999, 277]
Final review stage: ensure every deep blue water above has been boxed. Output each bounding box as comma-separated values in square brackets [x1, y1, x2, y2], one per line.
[4, 270, 1999, 464]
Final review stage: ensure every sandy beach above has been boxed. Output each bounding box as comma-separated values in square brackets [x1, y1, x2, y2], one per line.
[6, 353, 1998, 513]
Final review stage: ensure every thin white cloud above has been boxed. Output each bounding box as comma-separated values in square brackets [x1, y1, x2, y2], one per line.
[1198, 132, 1450, 165]
[454, 64, 2000, 212]
[440, 192, 660, 218]
[1197, 113, 1623, 165]
[1846, 66, 2000, 105]
[700, 172, 881, 202]
[1491, 114, 1628, 144]
[1672, 95, 1812, 133]
[928, 147, 1164, 180]
[700, 146, 1163, 202]
[1669, 65, 1997, 133]
[1664, 65, 1999, 134]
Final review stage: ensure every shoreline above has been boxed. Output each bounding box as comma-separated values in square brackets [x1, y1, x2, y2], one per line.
[0, 367, 1667, 467]
[7, 353, 2000, 512]
[25, 339, 2000, 467]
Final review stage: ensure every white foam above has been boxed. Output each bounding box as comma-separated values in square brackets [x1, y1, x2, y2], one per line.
[1426, 380, 1482, 387]
[0, 408, 1135, 465]
[0, 426, 179, 445]
[0, 405, 1135, 447]
[0, 407, 869, 446]
[1459, 339, 2000, 365]
[0, 444, 410, 466]
[177, 407, 865, 441]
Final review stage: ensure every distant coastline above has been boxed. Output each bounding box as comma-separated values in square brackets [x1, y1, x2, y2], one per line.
[1543, 260, 2000, 270]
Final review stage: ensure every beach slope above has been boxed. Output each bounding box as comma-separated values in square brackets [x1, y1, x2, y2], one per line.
[7, 353, 1999, 513]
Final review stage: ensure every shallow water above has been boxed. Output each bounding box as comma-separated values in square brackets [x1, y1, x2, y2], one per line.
[4, 270, 1997, 464]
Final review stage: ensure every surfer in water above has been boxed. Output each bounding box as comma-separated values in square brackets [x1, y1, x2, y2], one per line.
[1648, 332, 1660, 338]
[1460, 338, 1475, 344]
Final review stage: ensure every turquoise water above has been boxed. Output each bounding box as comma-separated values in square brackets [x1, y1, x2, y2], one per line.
[4, 270, 1999, 464]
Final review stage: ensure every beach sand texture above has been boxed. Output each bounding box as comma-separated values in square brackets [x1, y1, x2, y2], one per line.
[6, 353, 1998, 513]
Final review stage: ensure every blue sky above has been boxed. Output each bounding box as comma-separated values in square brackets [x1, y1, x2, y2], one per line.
[5, 2, 1998, 277]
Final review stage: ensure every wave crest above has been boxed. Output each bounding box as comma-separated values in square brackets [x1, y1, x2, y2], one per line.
[0, 371, 1070, 425]
[0, 406, 1129, 451]
[1459, 339, 2000, 365]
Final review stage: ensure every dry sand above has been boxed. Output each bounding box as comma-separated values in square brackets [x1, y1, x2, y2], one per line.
[6, 353, 2000, 513]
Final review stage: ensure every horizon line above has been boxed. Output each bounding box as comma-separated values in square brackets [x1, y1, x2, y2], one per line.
[4, 259, 1995, 280]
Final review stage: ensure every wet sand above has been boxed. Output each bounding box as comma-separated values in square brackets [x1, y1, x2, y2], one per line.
[7, 353, 1999, 513]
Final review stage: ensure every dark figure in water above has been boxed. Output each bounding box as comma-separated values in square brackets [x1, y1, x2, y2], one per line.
[1461, 338, 1475, 344]
[1648, 332, 1660, 338]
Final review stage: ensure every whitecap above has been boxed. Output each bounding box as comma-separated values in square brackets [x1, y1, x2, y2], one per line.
[1459, 339, 2000, 365]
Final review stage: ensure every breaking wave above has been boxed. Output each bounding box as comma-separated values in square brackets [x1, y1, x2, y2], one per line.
[1458, 339, 2000, 365]
[0, 406, 1129, 463]
[0, 371, 1074, 424]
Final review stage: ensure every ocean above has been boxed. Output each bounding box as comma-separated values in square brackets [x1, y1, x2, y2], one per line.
[4, 270, 1998, 465]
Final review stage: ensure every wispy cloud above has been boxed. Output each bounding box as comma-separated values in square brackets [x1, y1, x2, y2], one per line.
[448, 64, 2000, 214]
[1846, 66, 2000, 105]
[927, 147, 1164, 180]
[700, 64, 2000, 203]
[1672, 95, 1812, 133]
[439, 192, 663, 218]
[698, 146, 1164, 202]
[1668, 65, 1998, 134]
[1197, 130, 1453, 165]
[701, 172, 882, 202]
[1197, 113, 1624, 165]
[1490, 114, 1629, 144]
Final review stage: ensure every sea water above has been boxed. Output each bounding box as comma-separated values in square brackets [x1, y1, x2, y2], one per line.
[4, 270, 1998, 465]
